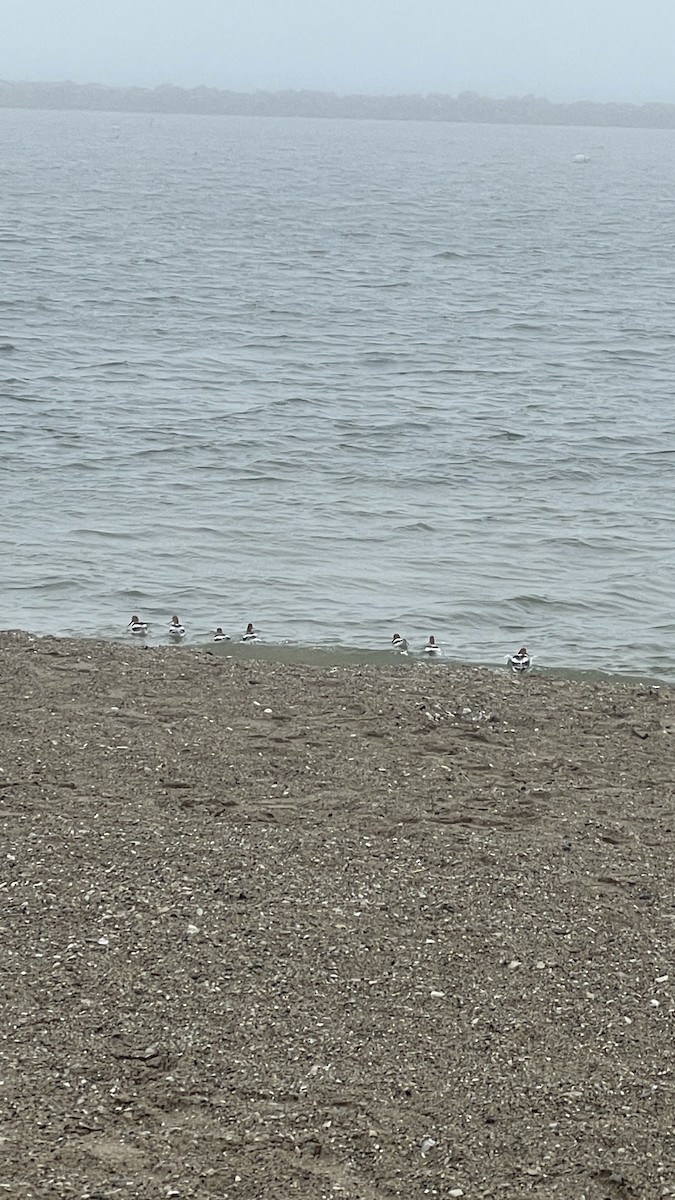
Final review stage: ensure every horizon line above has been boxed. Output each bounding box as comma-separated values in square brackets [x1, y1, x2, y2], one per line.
[2, 77, 675, 109]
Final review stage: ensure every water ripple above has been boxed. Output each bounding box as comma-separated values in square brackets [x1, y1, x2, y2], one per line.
[1, 110, 675, 675]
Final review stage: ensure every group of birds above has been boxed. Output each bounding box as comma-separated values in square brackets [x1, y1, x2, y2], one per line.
[128, 615, 258, 642]
[392, 632, 531, 672]
[128, 614, 531, 672]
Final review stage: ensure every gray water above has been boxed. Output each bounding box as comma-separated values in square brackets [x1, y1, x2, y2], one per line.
[2, 108, 675, 677]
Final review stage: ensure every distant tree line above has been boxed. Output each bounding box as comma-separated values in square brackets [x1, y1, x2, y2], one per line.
[2, 79, 675, 128]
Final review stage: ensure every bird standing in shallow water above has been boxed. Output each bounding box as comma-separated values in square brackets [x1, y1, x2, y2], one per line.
[508, 646, 531, 672]
[423, 635, 440, 655]
[391, 632, 408, 653]
[242, 622, 257, 642]
[214, 627, 230, 642]
[128, 615, 148, 636]
[169, 614, 186, 638]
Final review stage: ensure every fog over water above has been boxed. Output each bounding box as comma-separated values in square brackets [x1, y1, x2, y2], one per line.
[3, 0, 675, 104]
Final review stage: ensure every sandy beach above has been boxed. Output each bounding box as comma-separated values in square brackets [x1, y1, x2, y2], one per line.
[1, 630, 674, 1199]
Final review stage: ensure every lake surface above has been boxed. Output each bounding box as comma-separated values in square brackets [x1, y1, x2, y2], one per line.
[2, 108, 675, 677]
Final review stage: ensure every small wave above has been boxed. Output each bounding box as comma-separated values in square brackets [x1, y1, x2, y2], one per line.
[72, 359, 130, 370]
[68, 528, 131, 541]
[355, 281, 411, 290]
[492, 429, 528, 441]
[126, 446, 180, 459]
[506, 594, 560, 610]
[360, 353, 396, 365]
[12, 577, 81, 594]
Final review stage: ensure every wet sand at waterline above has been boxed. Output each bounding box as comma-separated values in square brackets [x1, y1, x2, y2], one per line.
[1, 631, 674, 1199]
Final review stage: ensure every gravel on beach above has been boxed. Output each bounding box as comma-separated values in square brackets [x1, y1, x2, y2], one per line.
[1, 630, 674, 1199]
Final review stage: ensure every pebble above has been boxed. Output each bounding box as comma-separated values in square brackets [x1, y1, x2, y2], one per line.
[186, 924, 199, 935]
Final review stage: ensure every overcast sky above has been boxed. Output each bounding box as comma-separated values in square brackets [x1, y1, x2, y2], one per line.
[3, 0, 675, 104]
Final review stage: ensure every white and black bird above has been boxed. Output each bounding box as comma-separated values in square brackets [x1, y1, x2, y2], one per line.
[508, 646, 531, 673]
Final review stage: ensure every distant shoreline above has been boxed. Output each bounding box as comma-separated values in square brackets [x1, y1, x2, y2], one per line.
[2, 78, 675, 129]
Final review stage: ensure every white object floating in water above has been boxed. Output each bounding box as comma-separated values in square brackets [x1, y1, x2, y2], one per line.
[572, 153, 590, 163]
